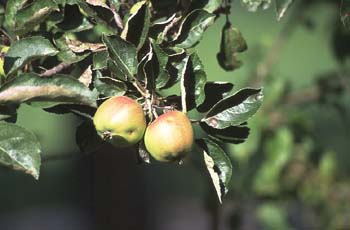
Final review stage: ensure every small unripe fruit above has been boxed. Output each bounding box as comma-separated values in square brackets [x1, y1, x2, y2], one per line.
[144, 111, 194, 162]
[93, 96, 146, 148]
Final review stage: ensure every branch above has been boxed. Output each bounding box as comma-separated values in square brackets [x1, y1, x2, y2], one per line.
[40, 62, 71, 77]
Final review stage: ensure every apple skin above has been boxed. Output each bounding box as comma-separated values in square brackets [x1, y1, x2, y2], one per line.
[144, 111, 194, 162]
[93, 96, 146, 148]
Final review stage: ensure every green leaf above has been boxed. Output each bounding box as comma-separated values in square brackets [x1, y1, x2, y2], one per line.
[203, 88, 263, 129]
[55, 34, 90, 64]
[200, 122, 250, 144]
[341, 0, 350, 28]
[92, 50, 108, 70]
[174, 9, 215, 49]
[3, 0, 28, 33]
[121, 1, 151, 50]
[196, 138, 232, 203]
[76, 121, 104, 154]
[94, 71, 126, 97]
[14, 0, 59, 36]
[197, 81, 234, 113]
[253, 127, 293, 195]
[241, 0, 272, 11]
[0, 122, 41, 179]
[102, 35, 138, 79]
[0, 73, 97, 107]
[4, 36, 59, 76]
[162, 52, 188, 89]
[192, 0, 221, 13]
[181, 52, 207, 111]
[275, 0, 293, 21]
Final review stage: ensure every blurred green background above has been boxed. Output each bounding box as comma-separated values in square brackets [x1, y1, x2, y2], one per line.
[1, 1, 350, 230]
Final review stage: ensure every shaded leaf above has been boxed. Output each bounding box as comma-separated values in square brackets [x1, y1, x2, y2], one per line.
[0, 73, 97, 107]
[174, 9, 215, 49]
[3, 0, 28, 33]
[162, 52, 188, 89]
[121, 1, 151, 50]
[93, 50, 108, 70]
[181, 52, 207, 111]
[275, 0, 293, 21]
[200, 122, 250, 144]
[102, 35, 138, 79]
[0, 122, 41, 179]
[94, 71, 126, 97]
[203, 88, 263, 129]
[14, 0, 59, 35]
[138, 140, 150, 164]
[76, 120, 104, 154]
[197, 81, 234, 113]
[4, 36, 58, 76]
[196, 138, 232, 203]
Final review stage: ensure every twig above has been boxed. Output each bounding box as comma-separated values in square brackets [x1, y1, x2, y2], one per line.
[40, 62, 71, 77]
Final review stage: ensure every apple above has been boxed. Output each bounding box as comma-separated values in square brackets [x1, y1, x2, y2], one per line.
[93, 95, 146, 148]
[144, 110, 194, 162]
[0, 46, 9, 77]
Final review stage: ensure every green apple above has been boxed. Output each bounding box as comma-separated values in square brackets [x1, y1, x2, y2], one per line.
[0, 46, 9, 77]
[144, 110, 194, 162]
[93, 96, 146, 148]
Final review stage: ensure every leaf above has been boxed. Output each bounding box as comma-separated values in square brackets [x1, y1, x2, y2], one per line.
[0, 122, 41, 179]
[102, 35, 138, 79]
[275, 0, 293, 20]
[79, 65, 93, 87]
[217, 22, 247, 71]
[65, 37, 105, 53]
[192, 0, 222, 13]
[197, 81, 234, 113]
[0, 73, 97, 107]
[142, 40, 170, 89]
[162, 52, 188, 89]
[93, 50, 108, 70]
[94, 71, 126, 97]
[203, 88, 263, 129]
[253, 127, 293, 195]
[138, 140, 150, 164]
[241, 0, 272, 11]
[4, 36, 59, 76]
[200, 122, 250, 144]
[0, 105, 18, 122]
[174, 9, 215, 49]
[76, 121, 104, 154]
[341, 0, 350, 28]
[196, 138, 232, 203]
[121, 1, 150, 50]
[14, 0, 59, 35]
[55, 34, 90, 64]
[181, 52, 207, 111]
[3, 0, 28, 33]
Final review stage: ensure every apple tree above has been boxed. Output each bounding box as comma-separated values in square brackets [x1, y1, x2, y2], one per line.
[1, 0, 342, 203]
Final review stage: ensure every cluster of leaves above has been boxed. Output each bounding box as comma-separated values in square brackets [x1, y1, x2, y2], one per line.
[0, 0, 266, 202]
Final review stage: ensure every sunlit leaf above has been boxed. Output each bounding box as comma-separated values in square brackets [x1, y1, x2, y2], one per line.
[203, 88, 263, 129]
[0, 122, 41, 179]
[4, 36, 58, 76]
[0, 73, 97, 107]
